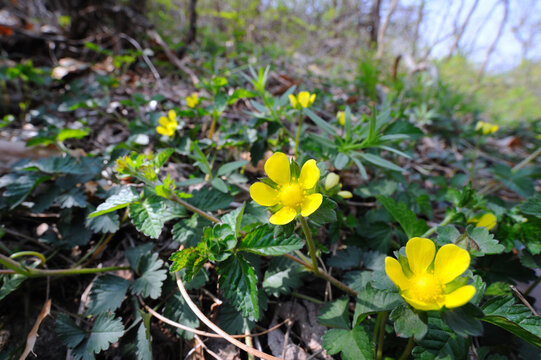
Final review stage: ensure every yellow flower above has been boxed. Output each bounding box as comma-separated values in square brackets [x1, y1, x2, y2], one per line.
[289, 91, 316, 110]
[186, 92, 200, 108]
[249, 152, 323, 225]
[385, 237, 475, 311]
[475, 121, 499, 135]
[324, 172, 340, 190]
[156, 110, 178, 137]
[468, 213, 497, 230]
[337, 111, 345, 126]
[537, 134, 541, 140]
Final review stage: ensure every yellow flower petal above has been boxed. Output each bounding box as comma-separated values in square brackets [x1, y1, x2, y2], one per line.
[309, 93, 316, 106]
[298, 91, 310, 108]
[269, 206, 297, 225]
[338, 191, 353, 199]
[159, 116, 169, 127]
[264, 152, 291, 186]
[325, 172, 340, 190]
[168, 110, 176, 121]
[289, 94, 297, 109]
[475, 121, 484, 131]
[406, 237, 436, 275]
[476, 213, 497, 230]
[434, 244, 470, 284]
[385, 257, 410, 291]
[490, 125, 499, 134]
[250, 182, 279, 207]
[337, 111, 345, 126]
[299, 159, 320, 189]
[444, 285, 476, 309]
[300, 193, 322, 217]
[402, 293, 443, 311]
[157, 126, 173, 137]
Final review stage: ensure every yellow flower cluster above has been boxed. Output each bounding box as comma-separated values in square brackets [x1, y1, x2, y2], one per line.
[156, 110, 178, 137]
[250, 152, 323, 225]
[337, 111, 345, 126]
[186, 92, 200, 108]
[468, 213, 497, 230]
[289, 91, 316, 110]
[475, 121, 499, 135]
[385, 237, 475, 311]
[324, 172, 352, 199]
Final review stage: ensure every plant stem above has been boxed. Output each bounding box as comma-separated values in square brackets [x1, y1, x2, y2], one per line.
[421, 212, 456, 238]
[469, 137, 480, 184]
[513, 146, 541, 172]
[294, 111, 304, 159]
[398, 337, 415, 360]
[299, 216, 319, 275]
[209, 112, 218, 139]
[291, 291, 324, 304]
[376, 311, 388, 360]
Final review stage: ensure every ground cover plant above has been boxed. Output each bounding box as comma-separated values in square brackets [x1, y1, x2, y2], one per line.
[1, 1, 541, 359]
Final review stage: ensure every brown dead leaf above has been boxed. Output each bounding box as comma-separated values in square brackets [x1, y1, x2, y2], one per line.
[19, 299, 51, 360]
[51, 58, 89, 80]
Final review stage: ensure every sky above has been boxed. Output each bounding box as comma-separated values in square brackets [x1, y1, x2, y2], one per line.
[400, 0, 541, 72]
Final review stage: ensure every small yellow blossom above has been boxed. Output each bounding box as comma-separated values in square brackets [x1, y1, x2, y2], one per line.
[337, 190, 353, 199]
[337, 111, 345, 126]
[468, 213, 497, 230]
[249, 152, 322, 225]
[156, 110, 178, 137]
[537, 134, 541, 140]
[289, 91, 316, 110]
[475, 121, 499, 135]
[186, 92, 200, 108]
[385, 237, 475, 311]
[324, 172, 340, 190]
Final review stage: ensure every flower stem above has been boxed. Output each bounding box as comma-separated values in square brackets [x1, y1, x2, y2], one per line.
[209, 112, 218, 139]
[398, 337, 415, 360]
[376, 311, 388, 360]
[421, 212, 457, 238]
[299, 216, 319, 275]
[294, 111, 304, 159]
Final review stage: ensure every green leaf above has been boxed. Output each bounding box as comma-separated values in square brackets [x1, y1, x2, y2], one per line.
[481, 296, 541, 349]
[210, 177, 228, 193]
[172, 214, 212, 247]
[85, 314, 125, 355]
[354, 285, 403, 324]
[522, 195, 541, 217]
[218, 254, 259, 320]
[359, 153, 404, 172]
[0, 274, 26, 300]
[217, 160, 249, 176]
[322, 326, 374, 360]
[334, 153, 349, 170]
[327, 246, 363, 269]
[86, 275, 130, 316]
[303, 108, 337, 136]
[390, 304, 428, 340]
[412, 316, 468, 359]
[188, 186, 233, 212]
[318, 297, 350, 329]
[465, 226, 505, 256]
[85, 210, 120, 234]
[56, 314, 87, 348]
[441, 304, 484, 337]
[88, 187, 139, 218]
[163, 293, 199, 340]
[262, 257, 307, 297]
[3, 173, 49, 209]
[129, 196, 166, 239]
[131, 252, 167, 299]
[238, 224, 304, 256]
[57, 187, 88, 208]
[309, 197, 337, 226]
[377, 196, 429, 238]
[221, 204, 245, 238]
[154, 148, 175, 169]
[57, 128, 89, 142]
[135, 318, 152, 360]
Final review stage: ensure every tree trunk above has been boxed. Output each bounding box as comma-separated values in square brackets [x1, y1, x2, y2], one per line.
[369, 0, 382, 48]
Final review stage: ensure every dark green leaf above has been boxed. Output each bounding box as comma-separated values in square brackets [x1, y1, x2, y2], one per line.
[0, 274, 26, 300]
[390, 304, 428, 340]
[56, 314, 87, 348]
[318, 297, 350, 329]
[88, 187, 139, 218]
[359, 153, 404, 172]
[3, 173, 49, 209]
[188, 186, 233, 212]
[172, 214, 212, 247]
[163, 293, 199, 340]
[86, 275, 130, 316]
[218, 254, 259, 320]
[154, 148, 174, 169]
[334, 153, 349, 170]
[85, 314, 125, 355]
[304, 108, 337, 136]
[378, 196, 429, 238]
[210, 177, 228, 193]
[238, 224, 304, 256]
[327, 246, 362, 269]
[85, 210, 120, 234]
[412, 316, 468, 359]
[465, 226, 505, 256]
[131, 252, 167, 299]
[441, 305, 484, 336]
[217, 160, 249, 176]
[135, 312, 152, 360]
[129, 196, 166, 239]
[309, 197, 337, 226]
[522, 195, 541, 217]
[322, 326, 374, 360]
[354, 285, 402, 324]
[57, 188, 88, 208]
[169, 247, 207, 281]
[262, 257, 307, 297]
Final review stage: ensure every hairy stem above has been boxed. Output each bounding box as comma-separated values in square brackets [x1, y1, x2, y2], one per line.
[294, 111, 304, 159]
[421, 212, 456, 238]
[300, 216, 319, 275]
[398, 337, 415, 360]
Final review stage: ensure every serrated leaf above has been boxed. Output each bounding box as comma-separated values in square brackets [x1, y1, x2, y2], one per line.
[129, 196, 166, 239]
[327, 246, 363, 269]
[0, 274, 26, 300]
[263, 257, 307, 297]
[354, 284, 403, 324]
[217, 160, 249, 176]
[465, 226, 505, 256]
[441, 305, 484, 337]
[126, 243, 155, 270]
[412, 316, 468, 359]
[359, 152, 404, 172]
[163, 293, 199, 340]
[221, 204, 245, 238]
[56, 314, 87, 348]
[377, 196, 429, 238]
[218, 254, 259, 320]
[86, 275, 130, 316]
[3, 173, 49, 209]
[85, 210, 120, 234]
[481, 296, 541, 348]
[131, 252, 167, 299]
[218, 302, 256, 335]
[318, 297, 350, 329]
[522, 195, 541, 217]
[343, 271, 372, 294]
[322, 326, 374, 360]
[169, 247, 207, 281]
[390, 304, 429, 340]
[88, 187, 139, 218]
[20, 156, 92, 175]
[154, 148, 174, 169]
[57, 187, 88, 208]
[135, 321, 152, 360]
[85, 314, 124, 354]
[238, 224, 304, 256]
[172, 214, 212, 247]
[188, 186, 233, 212]
[309, 197, 337, 226]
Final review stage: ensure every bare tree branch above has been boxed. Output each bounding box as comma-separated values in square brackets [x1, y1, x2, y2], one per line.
[478, 0, 509, 79]
[411, 0, 425, 58]
[446, 0, 480, 59]
[376, 0, 400, 58]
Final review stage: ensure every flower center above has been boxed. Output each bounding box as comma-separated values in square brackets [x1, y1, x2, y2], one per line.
[279, 183, 304, 208]
[408, 273, 444, 303]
